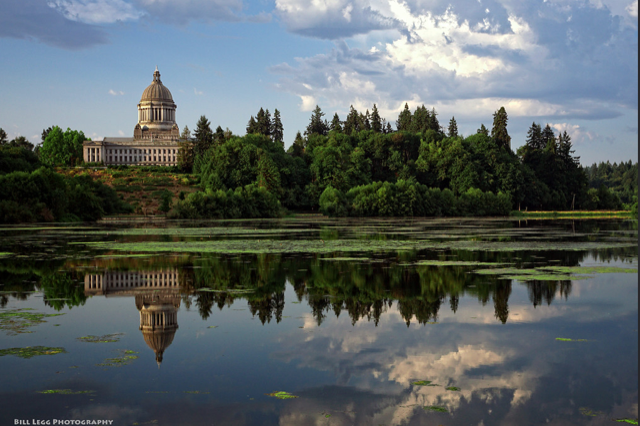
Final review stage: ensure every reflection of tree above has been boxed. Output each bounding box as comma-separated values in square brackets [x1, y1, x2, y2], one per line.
[493, 282, 511, 324]
[527, 281, 572, 308]
[248, 292, 284, 324]
[40, 272, 87, 310]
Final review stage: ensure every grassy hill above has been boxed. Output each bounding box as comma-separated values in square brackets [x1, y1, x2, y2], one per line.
[58, 166, 198, 216]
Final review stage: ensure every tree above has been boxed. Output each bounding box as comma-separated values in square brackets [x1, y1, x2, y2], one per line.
[214, 125, 225, 145]
[178, 125, 195, 172]
[396, 103, 412, 131]
[194, 115, 213, 157]
[541, 124, 556, 154]
[343, 106, 361, 135]
[0, 128, 7, 145]
[448, 117, 458, 138]
[256, 108, 271, 137]
[159, 190, 173, 215]
[370, 104, 382, 133]
[477, 124, 489, 136]
[491, 107, 511, 149]
[305, 105, 328, 136]
[363, 109, 371, 131]
[41, 127, 54, 144]
[288, 131, 305, 157]
[330, 113, 343, 133]
[39, 126, 86, 166]
[9, 136, 34, 151]
[246, 116, 257, 134]
[271, 109, 284, 146]
[429, 107, 441, 132]
[525, 122, 543, 150]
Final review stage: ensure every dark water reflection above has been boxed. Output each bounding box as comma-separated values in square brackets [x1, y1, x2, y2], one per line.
[0, 218, 637, 425]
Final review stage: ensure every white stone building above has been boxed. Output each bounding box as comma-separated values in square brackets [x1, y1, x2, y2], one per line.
[83, 67, 181, 166]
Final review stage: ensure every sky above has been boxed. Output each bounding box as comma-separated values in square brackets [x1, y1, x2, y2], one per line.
[0, 0, 637, 165]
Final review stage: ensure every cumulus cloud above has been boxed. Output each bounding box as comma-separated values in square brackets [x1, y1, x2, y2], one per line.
[272, 0, 637, 128]
[109, 89, 125, 95]
[47, 0, 145, 24]
[551, 122, 597, 145]
[627, 0, 638, 17]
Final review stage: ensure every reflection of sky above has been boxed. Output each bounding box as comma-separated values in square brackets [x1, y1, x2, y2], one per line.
[0, 267, 637, 425]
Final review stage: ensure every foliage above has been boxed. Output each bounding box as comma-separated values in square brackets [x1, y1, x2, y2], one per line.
[39, 126, 86, 166]
[0, 145, 41, 174]
[169, 184, 282, 219]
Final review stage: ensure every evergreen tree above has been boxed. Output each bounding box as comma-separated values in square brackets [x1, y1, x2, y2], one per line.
[178, 125, 194, 172]
[214, 125, 225, 145]
[288, 131, 305, 157]
[194, 115, 214, 156]
[525, 122, 543, 150]
[256, 150, 281, 195]
[370, 104, 382, 133]
[344, 106, 361, 135]
[257, 108, 271, 137]
[181, 125, 191, 140]
[541, 124, 556, 154]
[558, 130, 578, 165]
[363, 109, 371, 131]
[429, 107, 440, 132]
[385, 122, 393, 134]
[396, 103, 412, 131]
[330, 113, 343, 133]
[305, 105, 329, 136]
[271, 109, 284, 145]
[490, 107, 511, 149]
[448, 117, 458, 138]
[477, 124, 489, 136]
[246, 116, 257, 134]
[412, 105, 429, 133]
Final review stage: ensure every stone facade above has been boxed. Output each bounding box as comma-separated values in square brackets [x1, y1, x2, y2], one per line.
[83, 67, 180, 166]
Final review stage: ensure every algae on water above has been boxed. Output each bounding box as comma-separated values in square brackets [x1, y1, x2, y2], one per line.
[266, 391, 298, 399]
[0, 346, 66, 358]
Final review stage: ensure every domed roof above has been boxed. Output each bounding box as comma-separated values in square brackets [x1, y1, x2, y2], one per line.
[140, 67, 174, 102]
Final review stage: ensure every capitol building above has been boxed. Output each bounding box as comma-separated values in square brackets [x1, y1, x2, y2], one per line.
[83, 67, 181, 166]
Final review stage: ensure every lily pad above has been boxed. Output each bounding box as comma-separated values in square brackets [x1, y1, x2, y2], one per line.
[614, 419, 639, 425]
[77, 333, 124, 343]
[96, 350, 139, 367]
[266, 391, 298, 399]
[0, 346, 66, 358]
[556, 338, 588, 342]
[412, 380, 439, 386]
[423, 406, 447, 412]
[0, 309, 65, 335]
[38, 389, 94, 395]
[446, 386, 461, 391]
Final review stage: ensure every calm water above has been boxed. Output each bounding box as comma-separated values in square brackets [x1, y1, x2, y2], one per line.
[0, 218, 637, 426]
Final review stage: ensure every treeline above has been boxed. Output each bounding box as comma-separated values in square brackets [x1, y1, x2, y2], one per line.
[172, 103, 633, 218]
[0, 145, 131, 223]
[585, 161, 637, 206]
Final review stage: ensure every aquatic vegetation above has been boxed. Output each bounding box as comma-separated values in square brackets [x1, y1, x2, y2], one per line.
[579, 407, 603, 417]
[96, 350, 139, 367]
[0, 346, 66, 358]
[556, 338, 588, 342]
[415, 260, 507, 266]
[412, 380, 437, 386]
[423, 406, 447, 412]
[207, 326, 218, 329]
[0, 309, 65, 335]
[38, 389, 94, 395]
[266, 391, 299, 399]
[445, 386, 461, 391]
[80, 239, 637, 255]
[473, 265, 636, 282]
[77, 333, 124, 343]
[614, 419, 639, 424]
[506, 274, 592, 281]
[183, 391, 210, 394]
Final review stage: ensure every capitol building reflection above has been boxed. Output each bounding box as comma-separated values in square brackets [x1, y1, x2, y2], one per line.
[84, 269, 185, 366]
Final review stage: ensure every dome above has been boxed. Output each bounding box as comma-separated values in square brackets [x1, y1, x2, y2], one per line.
[140, 67, 174, 102]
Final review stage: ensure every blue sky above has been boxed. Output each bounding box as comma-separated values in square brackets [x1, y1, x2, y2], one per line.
[0, 0, 637, 165]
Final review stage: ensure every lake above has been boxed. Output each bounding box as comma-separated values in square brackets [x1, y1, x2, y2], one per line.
[0, 217, 637, 426]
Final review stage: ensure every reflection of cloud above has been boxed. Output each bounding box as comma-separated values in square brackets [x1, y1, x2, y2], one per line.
[70, 404, 145, 423]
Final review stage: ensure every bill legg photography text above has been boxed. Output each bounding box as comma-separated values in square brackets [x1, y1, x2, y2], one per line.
[14, 421, 114, 425]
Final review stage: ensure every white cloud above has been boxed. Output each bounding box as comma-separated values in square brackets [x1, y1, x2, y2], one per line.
[194, 88, 203, 95]
[299, 95, 317, 111]
[109, 89, 124, 96]
[551, 122, 597, 145]
[48, 0, 145, 24]
[627, 0, 638, 17]
[118, 130, 125, 136]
